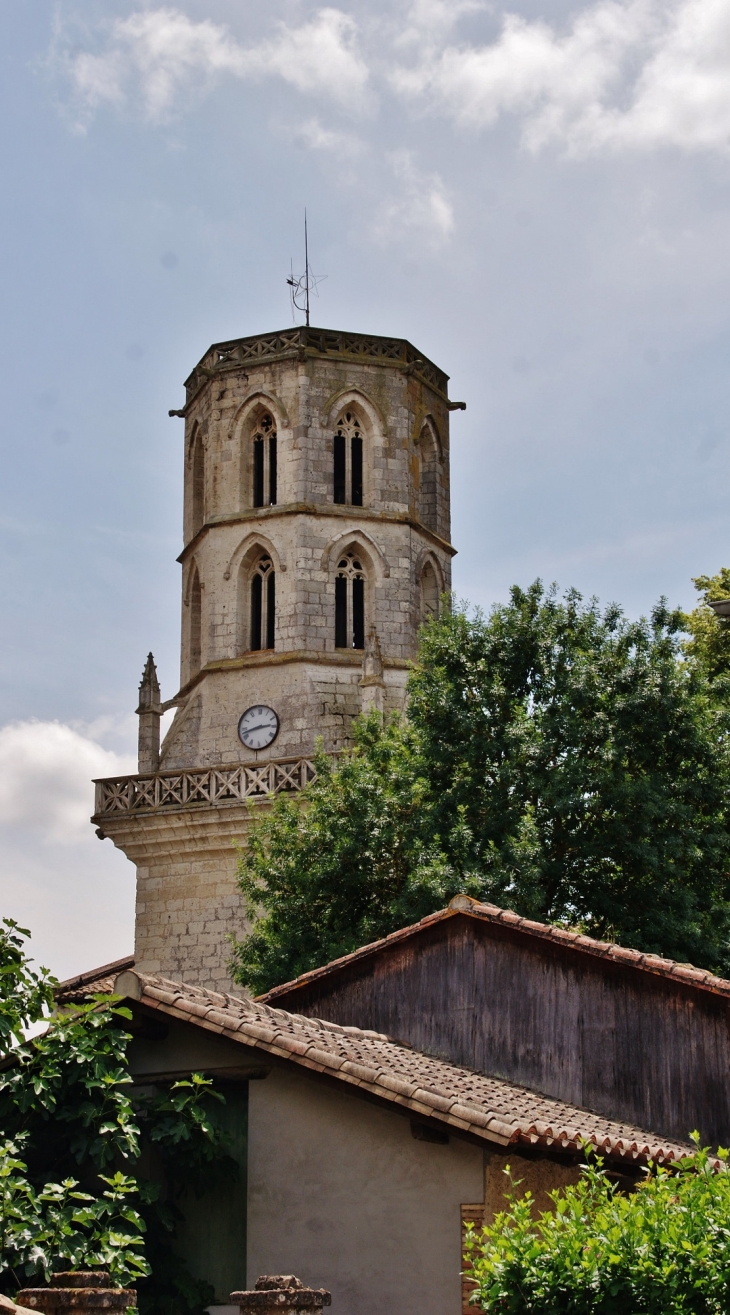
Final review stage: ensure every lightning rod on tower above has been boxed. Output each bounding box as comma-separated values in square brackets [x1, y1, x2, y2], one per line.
[287, 210, 326, 326]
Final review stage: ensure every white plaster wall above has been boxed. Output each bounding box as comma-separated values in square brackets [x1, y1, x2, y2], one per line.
[247, 1066, 484, 1315]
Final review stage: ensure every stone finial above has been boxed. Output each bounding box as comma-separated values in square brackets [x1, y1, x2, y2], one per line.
[136, 652, 162, 774]
[360, 625, 385, 716]
[137, 653, 161, 711]
[229, 1275, 331, 1315]
[16, 1271, 136, 1315]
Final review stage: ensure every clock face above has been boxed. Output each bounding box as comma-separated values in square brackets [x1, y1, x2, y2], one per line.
[238, 704, 279, 751]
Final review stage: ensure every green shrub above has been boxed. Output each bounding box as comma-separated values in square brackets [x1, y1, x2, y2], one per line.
[0, 919, 232, 1313]
[465, 1139, 730, 1314]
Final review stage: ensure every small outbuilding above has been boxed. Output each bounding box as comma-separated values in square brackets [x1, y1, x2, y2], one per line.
[262, 894, 730, 1149]
[59, 960, 695, 1315]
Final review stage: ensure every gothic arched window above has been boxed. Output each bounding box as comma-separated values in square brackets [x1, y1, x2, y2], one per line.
[418, 425, 439, 533]
[252, 412, 277, 508]
[335, 552, 365, 650]
[333, 411, 363, 507]
[250, 554, 275, 651]
[189, 566, 202, 672]
[420, 560, 439, 622]
[191, 431, 205, 535]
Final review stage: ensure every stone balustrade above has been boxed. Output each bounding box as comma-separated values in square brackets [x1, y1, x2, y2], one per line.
[93, 758, 318, 817]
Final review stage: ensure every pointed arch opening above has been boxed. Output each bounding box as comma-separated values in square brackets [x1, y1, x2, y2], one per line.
[333, 410, 364, 507]
[251, 410, 277, 508]
[418, 423, 439, 533]
[420, 560, 440, 623]
[335, 550, 366, 650]
[191, 429, 205, 535]
[189, 566, 202, 673]
[239, 551, 276, 652]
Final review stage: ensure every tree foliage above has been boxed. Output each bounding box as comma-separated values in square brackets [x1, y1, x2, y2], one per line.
[682, 568, 730, 683]
[231, 722, 455, 992]
[0, 919, 55, 1058]
[465, 1140, 730, 1314]
[0, 1139, 147, 1289]
[0, 922, 233, 1313]
[232, 582, 730, 994]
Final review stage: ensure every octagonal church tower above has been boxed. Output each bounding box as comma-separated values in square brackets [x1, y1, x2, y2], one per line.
[93, 325, 459, 992]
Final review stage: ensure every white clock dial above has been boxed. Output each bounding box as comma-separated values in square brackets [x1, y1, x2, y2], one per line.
[238, 705, 279, 751]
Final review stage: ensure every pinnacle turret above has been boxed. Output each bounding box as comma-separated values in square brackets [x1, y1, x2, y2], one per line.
[137, 653, 160, 712]
[136, 653, 162, 773]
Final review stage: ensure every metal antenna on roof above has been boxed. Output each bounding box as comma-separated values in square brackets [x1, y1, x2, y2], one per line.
[287, 210, 326, 327]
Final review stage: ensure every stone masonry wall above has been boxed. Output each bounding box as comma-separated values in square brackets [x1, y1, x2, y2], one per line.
[165, 348, 452, 769]
[104, 330, 457, 989]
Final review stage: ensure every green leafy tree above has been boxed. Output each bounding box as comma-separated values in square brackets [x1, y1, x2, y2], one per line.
[0, 994, 141, 1182]
[464, 1139, 730, 1314]
[0, 1139, 147, 1288]
[0, 919, 55, 1057]
[0, 924, 233, 1313]
[682, 567, 730, 682]
[409, 584, 730, 964]
[231, 721, 459, 992]
[232, 582, 730, 994]
[0, 922, 147, 1291]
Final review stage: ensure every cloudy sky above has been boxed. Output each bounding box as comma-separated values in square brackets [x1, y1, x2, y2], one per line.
[2, 0, 730, 979]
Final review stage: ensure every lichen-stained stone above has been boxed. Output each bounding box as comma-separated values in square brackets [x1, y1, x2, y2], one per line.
[16, 1273, 136, 1315]
[95, 327, 457, 993]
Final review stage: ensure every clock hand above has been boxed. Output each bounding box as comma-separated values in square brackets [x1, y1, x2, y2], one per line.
[247, 723, 273, 734]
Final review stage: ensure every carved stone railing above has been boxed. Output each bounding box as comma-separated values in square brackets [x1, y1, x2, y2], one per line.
[184, 326, 449, 407]
[93, 757, 318, 817]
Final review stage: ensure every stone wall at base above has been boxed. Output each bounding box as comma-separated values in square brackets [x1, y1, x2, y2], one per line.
[100, 800, 260, 994]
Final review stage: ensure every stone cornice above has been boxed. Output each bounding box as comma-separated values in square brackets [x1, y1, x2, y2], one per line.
[165, 649, 410, 709]
[178, 325, 450, 413]
[177, 503, 456, 564]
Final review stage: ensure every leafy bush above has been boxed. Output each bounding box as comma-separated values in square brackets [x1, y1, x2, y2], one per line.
[465, 1139, 730, 1314]
[0, 920, 55, 1057]
[0, 1138, 147, 1286]
[0, 919, 233, 1312]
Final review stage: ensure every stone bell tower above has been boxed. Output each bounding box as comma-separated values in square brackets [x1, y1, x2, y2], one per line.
[93, 326, 460, 992]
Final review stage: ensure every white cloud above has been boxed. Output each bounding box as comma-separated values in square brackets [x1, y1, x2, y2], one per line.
[0, 720, 134, 843]
[63, 6, 369, 123]
[393, 0, 730, 154]
[50, 0, 730, 152]
[0, 721, 136, 981]
[293, 116, 366, 157]
[393, 0, 486, 49]
[373, 151, 454, 246]
[259, 8, 368, 105]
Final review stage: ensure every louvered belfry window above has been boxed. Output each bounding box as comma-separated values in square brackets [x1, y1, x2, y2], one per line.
[252, 413, 277, 508]
[333, 411, 363, 507]
[250, 555, 275, 650]
[335, 552, 365, 650]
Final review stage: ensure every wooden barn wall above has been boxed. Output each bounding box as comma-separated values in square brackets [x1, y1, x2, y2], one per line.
[272, 918, 730, 1147]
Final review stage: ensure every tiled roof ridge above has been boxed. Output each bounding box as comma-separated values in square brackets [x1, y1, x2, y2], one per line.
[259, 895, 730, 1002]
[117, 966, 698, 1169]
[56, 954, 135, 994]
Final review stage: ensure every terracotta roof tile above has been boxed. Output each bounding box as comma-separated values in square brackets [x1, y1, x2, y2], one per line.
[260, 896, 730, 1004]
[115, 967, 697, 1169]
[55, 956, 135, 1004]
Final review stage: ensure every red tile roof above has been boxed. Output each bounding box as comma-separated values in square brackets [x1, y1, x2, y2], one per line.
[260, 895, 730, 1004]
[56, 955, 135, 1004]
[114, 966, 697, 1169]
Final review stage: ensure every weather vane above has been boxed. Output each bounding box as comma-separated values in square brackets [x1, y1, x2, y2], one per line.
[287, 210, 326, 327]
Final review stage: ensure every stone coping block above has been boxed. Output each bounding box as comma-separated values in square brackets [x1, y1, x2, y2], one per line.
[229, 1277, 331, 1313]
[16, 1272, 136, 1314]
